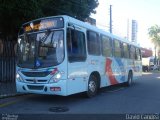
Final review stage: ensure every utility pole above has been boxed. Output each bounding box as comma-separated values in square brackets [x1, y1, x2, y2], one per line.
[109, 5, 112, 33]
[154, 46, 157, 65]
[127, 19, 129, 40]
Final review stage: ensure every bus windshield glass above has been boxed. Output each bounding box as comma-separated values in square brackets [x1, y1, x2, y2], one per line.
[17, 30, 64, 68]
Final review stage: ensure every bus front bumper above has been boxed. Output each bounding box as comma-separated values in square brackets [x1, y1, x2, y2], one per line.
[16, 80, 67, 96]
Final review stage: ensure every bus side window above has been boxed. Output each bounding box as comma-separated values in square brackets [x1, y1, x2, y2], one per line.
[122, 42, 130, 58]
[87, 31, 100, 55]
[67, 28, 86, 62]
[136, 48, 141, 61]
[113, 39, 121, 58]
[101, 35, 112, 57]
[130, 45, 136, 59]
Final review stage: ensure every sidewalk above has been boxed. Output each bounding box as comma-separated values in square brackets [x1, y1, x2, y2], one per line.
[0, 82, 19, 99]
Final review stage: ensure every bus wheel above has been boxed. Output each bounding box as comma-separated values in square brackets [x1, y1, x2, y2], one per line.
[126, 72, 133, 86]
[86, 75, 98, 98]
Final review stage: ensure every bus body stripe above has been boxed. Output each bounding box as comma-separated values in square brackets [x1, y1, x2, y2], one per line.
[105, 58, 119, 85]
[115, 58, 125, 82]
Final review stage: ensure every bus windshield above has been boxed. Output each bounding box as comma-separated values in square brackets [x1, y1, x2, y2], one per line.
[17, 30, 64, 68]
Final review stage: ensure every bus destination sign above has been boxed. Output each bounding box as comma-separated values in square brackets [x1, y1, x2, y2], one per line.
[24, 17, 64, 32]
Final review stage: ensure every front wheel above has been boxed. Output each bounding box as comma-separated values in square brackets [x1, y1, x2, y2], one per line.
[86, 75, 98, 98]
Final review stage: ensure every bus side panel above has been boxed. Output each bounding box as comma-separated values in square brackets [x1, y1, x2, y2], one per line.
[99, 57, 111, 88]
[104, 57, 127, 85]
[67, 62, 88, 95]
[133, 60, 142, 80]
[86, 56, 110, 88]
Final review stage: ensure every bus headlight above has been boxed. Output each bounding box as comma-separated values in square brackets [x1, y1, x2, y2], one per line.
[16, 73, 23, 82]
[49, 73, 61, 83]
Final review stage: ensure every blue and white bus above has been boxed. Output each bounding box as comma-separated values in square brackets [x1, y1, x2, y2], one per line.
[16, 15, 142, 97]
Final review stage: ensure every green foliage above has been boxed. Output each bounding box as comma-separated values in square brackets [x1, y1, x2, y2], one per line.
[148, 25, 160, 48]
[0, 0, 43, 38]
[40, 0, 99, 20]
[0, 0, 99, 39]
[148, 25, 160, 60]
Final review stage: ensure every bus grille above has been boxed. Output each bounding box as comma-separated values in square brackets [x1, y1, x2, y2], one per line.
[27, 85, 44, 90]
[22, 71, 50, 77]
[26, 79, 47, 83]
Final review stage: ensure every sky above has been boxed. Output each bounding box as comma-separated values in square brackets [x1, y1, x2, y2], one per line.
[91, 0, 160, 49]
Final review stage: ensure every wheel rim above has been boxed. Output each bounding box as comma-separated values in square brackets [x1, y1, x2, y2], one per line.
[89, 81, 96, 93]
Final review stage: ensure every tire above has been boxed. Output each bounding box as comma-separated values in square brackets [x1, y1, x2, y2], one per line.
[126, 72, 133, 86]
[86, 75, 98, 98]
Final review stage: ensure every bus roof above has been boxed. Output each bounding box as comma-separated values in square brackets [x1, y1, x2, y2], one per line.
[22, 15, 140, 47]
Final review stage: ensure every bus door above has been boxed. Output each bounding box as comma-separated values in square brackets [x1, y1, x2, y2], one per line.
[66, 26, 88, 95]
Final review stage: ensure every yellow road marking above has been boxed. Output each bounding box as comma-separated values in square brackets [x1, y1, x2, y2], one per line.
[0, 94, 35, 108]
[0, 100, 21, 108]
[0, 95, 32, 108]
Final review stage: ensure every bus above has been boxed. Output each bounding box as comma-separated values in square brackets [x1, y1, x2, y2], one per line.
[16, 15, 142, 97]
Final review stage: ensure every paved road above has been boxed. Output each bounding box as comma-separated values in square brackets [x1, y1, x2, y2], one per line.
[0, 72, 160, 119]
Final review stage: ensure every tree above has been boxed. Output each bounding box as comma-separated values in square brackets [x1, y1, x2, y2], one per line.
[148, 24, 160, 64]
[0, 0, 99, 41]
[41, 0, 98, 20]
[0, 0, 43, 39]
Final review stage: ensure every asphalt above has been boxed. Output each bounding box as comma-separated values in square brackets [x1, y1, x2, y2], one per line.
[0, 71, 158, 99]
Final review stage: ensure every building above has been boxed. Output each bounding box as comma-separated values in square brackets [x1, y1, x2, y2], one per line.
[126, 19, 138, 43]
[131, 20, 138, 43]
[141, 47, 152, 58]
